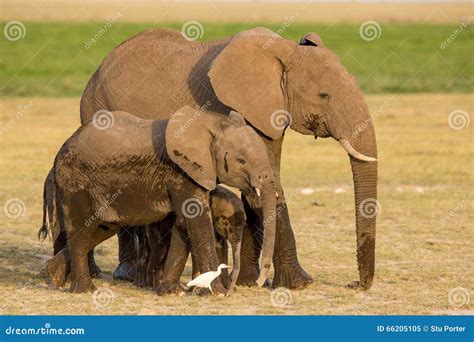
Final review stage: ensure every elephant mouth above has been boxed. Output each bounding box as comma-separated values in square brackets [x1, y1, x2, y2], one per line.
[310, 115, 331, 139]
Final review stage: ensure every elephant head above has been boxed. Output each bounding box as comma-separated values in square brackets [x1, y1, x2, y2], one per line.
[166, 106, 277, 286]
[208, 33, 378, 289]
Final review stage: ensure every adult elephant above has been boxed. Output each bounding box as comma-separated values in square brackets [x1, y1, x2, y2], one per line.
[80, 27, 378, 290]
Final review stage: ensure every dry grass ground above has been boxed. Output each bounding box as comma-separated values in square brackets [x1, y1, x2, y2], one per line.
[1, 0, 471, 24]
[0, 94, 472, 315]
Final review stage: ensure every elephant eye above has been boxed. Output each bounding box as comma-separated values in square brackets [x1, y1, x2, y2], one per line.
[319, 90, 330, 99]
[237, 158, 246, 165]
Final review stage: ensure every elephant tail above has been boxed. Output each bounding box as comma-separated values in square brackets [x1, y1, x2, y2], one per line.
[38, 169, 58, 242]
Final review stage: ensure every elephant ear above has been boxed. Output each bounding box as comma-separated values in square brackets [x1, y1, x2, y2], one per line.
[208, 35, 296, 140]
[299, 33, 324, 47]
[165, 106, 217, 191]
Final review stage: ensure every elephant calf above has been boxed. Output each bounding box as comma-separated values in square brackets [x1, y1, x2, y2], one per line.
[41, 106, 277, 294]
[134, 186, 246, 295]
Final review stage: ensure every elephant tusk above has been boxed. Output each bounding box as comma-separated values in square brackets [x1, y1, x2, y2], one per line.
[339, 139, 377, 162]
[255, 188, 261, 197]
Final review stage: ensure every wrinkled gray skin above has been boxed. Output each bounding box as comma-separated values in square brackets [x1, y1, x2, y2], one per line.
[42, 108, 276, 294]
[81, 27, 378, 290]
[39, 169, 103, 279]
[135, 186, 245, 295]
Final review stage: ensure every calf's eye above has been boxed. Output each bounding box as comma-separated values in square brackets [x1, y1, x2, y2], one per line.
[237, 158, 246, 165]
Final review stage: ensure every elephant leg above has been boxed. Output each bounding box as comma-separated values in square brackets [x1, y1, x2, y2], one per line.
[155, 223, 190, 295]
[190, 236, 229, 288]
[53, 227, 101, 278]
[146, 218, 173, 288]
[215, 236, 230, 289]
[50, 230, 70, 285]
[53, 230, 67, 255]
[149, 246, 169, 289]
[113, 226, 137, 281]
[271, 201, 313, 289]
[68, 231, 96, 293]
[239, 195, 312, 289]
[69, 223, 118, 293]
[242, 135, 312, 289]
[87, 250, 102, 278]
[236, 196, 263, 286]
[133, 226, 148, 288]
[46, 247, 70, 288]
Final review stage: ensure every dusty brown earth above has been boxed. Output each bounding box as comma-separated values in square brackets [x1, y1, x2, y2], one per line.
[0, 94, 472, 315]
[1, 1, 471, 24]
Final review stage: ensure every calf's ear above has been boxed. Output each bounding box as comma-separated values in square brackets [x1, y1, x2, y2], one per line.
[165, 106, 217, 191]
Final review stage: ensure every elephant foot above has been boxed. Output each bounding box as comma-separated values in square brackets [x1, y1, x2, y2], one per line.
[235, 267, 271, 287]
[155, 281, 179, 296]
[113, 261, 136, 282]
[133, 274, 148, 288]
[46, 249, 70, 288]
[236, 265, 259, 287]
[272, 262, 313, 289]
[89, 262, 102, 279]
[69, 278, 96, 293]
[347, 280, 373, 291]
[191, 280, 226, 296]
[220, 272, 230, 290]
[211, 279, 227, 296]
[133, 259, 149, 288]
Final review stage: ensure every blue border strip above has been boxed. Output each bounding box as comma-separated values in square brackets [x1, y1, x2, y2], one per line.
[0, 315, 472, 342]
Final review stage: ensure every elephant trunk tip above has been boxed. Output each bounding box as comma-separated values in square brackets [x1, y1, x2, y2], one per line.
[255, 264, 271, 287]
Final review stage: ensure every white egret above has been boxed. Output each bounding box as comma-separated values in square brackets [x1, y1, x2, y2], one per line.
[187, 264, 230, 295]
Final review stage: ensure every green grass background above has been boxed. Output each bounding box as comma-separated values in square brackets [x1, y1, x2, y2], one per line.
[0, 22, 472, 97]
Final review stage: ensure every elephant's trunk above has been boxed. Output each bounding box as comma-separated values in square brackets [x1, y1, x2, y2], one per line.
[227, 240, 241, 295]
[327, 95, 378, 290]
[351, 153, 377, 289]
[255, 179, 277, 287]
[345, 116, 378, 290]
